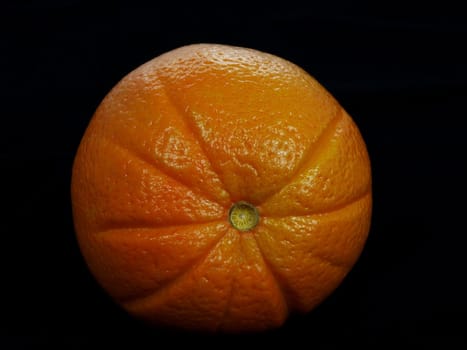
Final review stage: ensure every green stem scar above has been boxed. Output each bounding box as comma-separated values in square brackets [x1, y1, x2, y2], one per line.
[228, 201, 259, 231]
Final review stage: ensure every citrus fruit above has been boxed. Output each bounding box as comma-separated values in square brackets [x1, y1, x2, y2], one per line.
[71, 44, 372, 332]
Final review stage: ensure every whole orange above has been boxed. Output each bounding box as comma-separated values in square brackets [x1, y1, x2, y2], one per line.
[71, 44, 372, 332]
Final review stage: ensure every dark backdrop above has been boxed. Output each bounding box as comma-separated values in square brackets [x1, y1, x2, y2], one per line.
[2, 1, 466, 348]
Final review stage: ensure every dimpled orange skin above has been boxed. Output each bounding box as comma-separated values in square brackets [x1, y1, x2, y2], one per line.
[71, 44, 372, 332]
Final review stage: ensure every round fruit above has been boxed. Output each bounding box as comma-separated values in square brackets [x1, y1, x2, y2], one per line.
[71, 44, 372, 332]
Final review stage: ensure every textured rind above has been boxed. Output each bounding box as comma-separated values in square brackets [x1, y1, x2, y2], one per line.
[256, 193, 372, 312]
[71, 43, 372, 332]
[122, 229, 288, 332]
[259, 109, 372, 216]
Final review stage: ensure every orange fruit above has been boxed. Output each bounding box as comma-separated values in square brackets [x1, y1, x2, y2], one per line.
[71, 44, 372, 332]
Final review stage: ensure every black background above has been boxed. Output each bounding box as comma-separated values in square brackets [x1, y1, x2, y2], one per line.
[2, 0, 467, 348]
